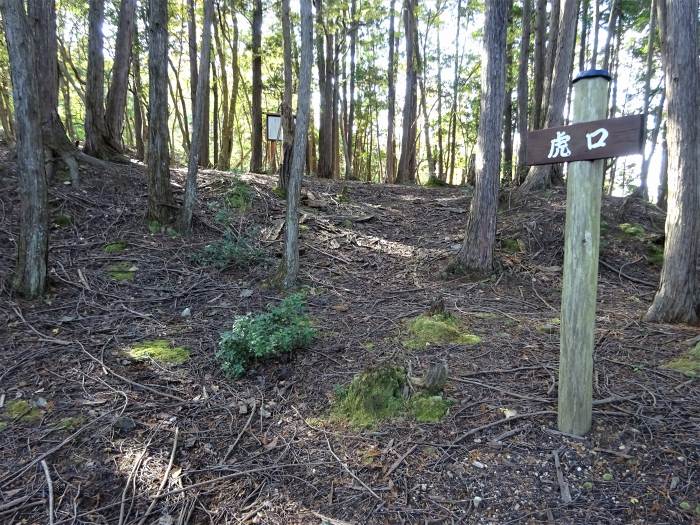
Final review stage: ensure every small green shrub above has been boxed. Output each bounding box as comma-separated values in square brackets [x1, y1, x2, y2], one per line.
[224, 179, 253, 211]
[664, 344, 700, 378]
[217, 293, 315, 378]
[647, 244, 664, 265]
[192, 231, 263, 269]
[619, 223, 645, 238]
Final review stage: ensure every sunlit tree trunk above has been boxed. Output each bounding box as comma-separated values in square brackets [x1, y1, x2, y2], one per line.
[531, 0, 546, 129]
[515, 0, 531, 184]
[147, 0, 174, 224]
[385, 0, 397, 183]
[84, 0, 111, 158]
[453, 0, 509, 272]
[645, 0, 699, 324]
[249, 0, 263, 173]
[448, 0, 463, 184]
[396, 0, 418, 184]
[181, 0, 213, 232]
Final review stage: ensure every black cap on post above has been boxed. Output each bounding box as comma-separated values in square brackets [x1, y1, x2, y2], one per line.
[572, 69, 612, 84]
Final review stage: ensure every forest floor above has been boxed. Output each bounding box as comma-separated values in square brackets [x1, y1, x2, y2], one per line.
[1, 151, 698, 525]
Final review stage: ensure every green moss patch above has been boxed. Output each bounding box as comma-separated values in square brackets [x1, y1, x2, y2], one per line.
[56, 416, 85, 430]
[332, 367, 407, 428]
[500, 238, 522, 253]
[664, 344, 700, 378]
[409, 394, 452, 423]
[107, 261, 137, 281]
[4, 399, 44, 423]
[128, 339, 190, 365]
[103, 241, 128, 253]
[404, 314, 481, 349]
[332, 366, 452, 428]
[424, 176, 449, 187]
[618, 223, 645, 238]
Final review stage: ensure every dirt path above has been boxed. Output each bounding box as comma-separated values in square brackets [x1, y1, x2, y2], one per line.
[1, 160, 698, 524]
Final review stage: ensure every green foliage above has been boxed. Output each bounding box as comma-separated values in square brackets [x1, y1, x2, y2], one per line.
[148, 220, 161, 234]
[332, 366, 407, 428]
[217, 294, 315, 378]
[192, 231, 263, 269]
[500, 238, 522, 253]
[404, 314, 481, 349]
[647, 244, 664, 266]
[224, 178, 253, 211]
[664, 344, 700, 378]
[408, 394, 452, 423]
[107, 261, 137, 281]
[52, 214, 72, 228]
[103, 241, 128, 253]
[618, 223, 645, 238]
[128, 339, 190, 365]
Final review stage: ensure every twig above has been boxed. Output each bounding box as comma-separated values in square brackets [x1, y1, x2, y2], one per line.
[325, 436, 382, 501]
[310, 510, 355, 525]
[223, 405, 256, 462]
[136, 427, 179, 525]
[384, 444, 417, 477]
[0, 495, 32, 512]
[552, 448, 572, 504]
[599, 259, 656, 287]
[452, 410, 556, 445]
[117, 445, 149, 525]
[40, 460, 55, 525]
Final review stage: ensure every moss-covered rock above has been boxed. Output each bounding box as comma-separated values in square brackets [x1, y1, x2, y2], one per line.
[107, 261, 137, 281]
[408, 394, 452, 423]
[332, 367, 406, 428]
[404, 314, 481, 349]
[103, 241, 128, 253]
[128, 339, 190, 365]
[664, 344, 700, 378]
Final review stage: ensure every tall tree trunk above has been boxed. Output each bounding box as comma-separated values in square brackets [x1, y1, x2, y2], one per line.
[181, 0, 213, 232]
[590, 0, 599, 68]
[84, 0, 110, 158]
[385, 0, 397, 183]
[436, 27, 445, 180]
[542, 0, 561, 124]
[531, 0, 547, 128]
[656, 129, 667, 209]
[132, 23, 145, 161]
[345, 0, 357, 180]
[601, 0, 619, 71]
[635, 0, 657, 201]
[645, 0, 699, 324]
[1, 0, 48, 298]
[278, 0, 295, 191]
[518, 0, 580, 195]
[515, 0, 531, 184]
[502, 7, 515, 182]
[453, 0, 508, 272]
[217, 11, 238, 170]
[448, 0, 463, 184]
[104, 0, 136, 150]
[147, 0, 174, 224]
[249, 0, 263, 173]
[396, 0, 418, 184]
[578, 0, 589, 72]
[418, 13, 435, 181]
[283, 0, 313, 288]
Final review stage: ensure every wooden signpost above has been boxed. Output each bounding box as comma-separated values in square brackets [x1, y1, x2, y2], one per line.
[524, 70, 644, 436]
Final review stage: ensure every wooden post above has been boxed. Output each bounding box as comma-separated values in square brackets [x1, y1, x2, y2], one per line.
[558, 71, 610, 436]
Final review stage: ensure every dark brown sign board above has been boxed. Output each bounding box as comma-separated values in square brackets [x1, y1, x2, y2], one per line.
[525, 114, 644, 166]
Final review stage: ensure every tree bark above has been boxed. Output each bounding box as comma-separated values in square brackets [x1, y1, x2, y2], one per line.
[283, 0, 313, 288]
[436, 27, 445, 180]
[448, 0, 463, 184]
[104, 0, 136, 150]
[346, 0, 357, 180]
[181, 0, 213, 233]
[84, 0, 110, 158]
[515, 0, 531, 184]
[417, 11, 435, 181]
[249, 0, 264, 173]
[453, 0, 508, 273]
[531, 0, 547, 129]
[147, 0, 174, 224]
[132, 23, 145, 161]
[1, 0, 48, 298]
[396, 0, 418, 184]
[590, 0, 599, 68]
[518, 0, 580, 195]
[217, 10, 238, 170]
[601, 0, 619, 71]
[645, 0, 699, 324]
[542, 0, 561, 124]
[578, 0, 589, 72]
[385, 0, 397, 183]
[279, 0, 295, 191]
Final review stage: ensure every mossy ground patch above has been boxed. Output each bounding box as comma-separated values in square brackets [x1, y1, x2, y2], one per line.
[664, 344, 700, 378]
[104, 241, 128, 253]
[618, 223, 645, 238]
[107, 261, 137, 281]
[404, 314, 481, 349]
[128, 339, 190, 365]
[3, 399, 44, 424]
[331, 366, 451, 428]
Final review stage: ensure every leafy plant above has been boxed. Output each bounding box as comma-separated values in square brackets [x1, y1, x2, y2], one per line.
[217, 293, 315, 378]
[224, 178, 253, 211]
[192, 231, 263, 269]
